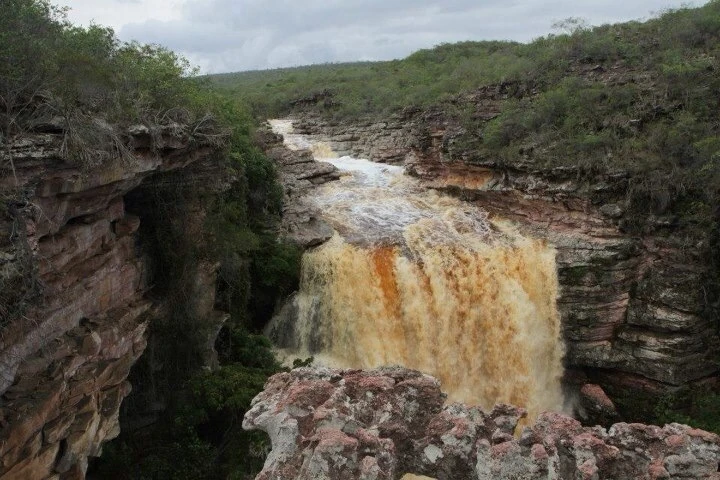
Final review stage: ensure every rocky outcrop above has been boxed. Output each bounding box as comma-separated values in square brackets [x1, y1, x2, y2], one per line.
[0, 124, 225, 479]
[255, 128, 340, 247]
[244, 367, 720, 480]
[293, 115, 418, 165]
[282, 113, 720, 417]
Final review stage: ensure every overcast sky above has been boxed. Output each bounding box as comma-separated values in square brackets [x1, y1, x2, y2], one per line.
[57, 0, 699, 74]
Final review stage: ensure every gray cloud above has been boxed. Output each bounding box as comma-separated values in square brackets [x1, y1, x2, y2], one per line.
[116, 0, 698, 73]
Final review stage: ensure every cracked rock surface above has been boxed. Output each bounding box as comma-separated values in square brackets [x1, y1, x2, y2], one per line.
[244, 367, 720, 480]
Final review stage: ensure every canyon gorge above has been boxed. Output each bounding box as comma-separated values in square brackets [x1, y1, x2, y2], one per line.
[245, 114, 720, 478]
[264, 119, 565, 420]
[1, 110, 718, 479]
[4, 1, 720, 477]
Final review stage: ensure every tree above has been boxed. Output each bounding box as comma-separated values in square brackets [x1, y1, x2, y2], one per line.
[0, 0, 66, 137]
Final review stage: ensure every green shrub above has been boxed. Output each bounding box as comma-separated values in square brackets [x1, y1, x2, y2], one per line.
[93, 326, 282, 480]
[0, 0, 220, 169]
[654, 388, 720, 434]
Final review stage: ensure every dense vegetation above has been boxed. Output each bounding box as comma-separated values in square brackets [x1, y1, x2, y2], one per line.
[2, 1, 297, 478]
[0, 0, 225, 170]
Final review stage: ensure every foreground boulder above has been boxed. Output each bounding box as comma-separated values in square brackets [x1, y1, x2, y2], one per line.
[243, 367, 720, 480]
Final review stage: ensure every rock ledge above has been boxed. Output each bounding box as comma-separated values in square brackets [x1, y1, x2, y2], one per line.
[244, 367, 720, 480]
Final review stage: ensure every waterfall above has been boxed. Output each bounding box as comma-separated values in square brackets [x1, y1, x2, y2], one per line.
[267, 119, 564, 418]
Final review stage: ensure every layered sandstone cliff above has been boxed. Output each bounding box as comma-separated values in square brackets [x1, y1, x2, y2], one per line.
[0, 124, 225, 479]
[287, 112, 719, 416]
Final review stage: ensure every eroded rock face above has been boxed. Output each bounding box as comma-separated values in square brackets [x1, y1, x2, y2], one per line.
[0, 124, 225, 479]
[254, 128, 340, 247]
[293, 116, 418, 165]
[280, 113, 720, 415]
[244, 367, 720, 480]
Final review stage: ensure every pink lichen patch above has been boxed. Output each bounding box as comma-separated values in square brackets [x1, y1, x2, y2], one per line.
[663, 434, 687, 450]
[530, 443, 548, 461]
[448, 418, 471, 437]
[342, 372, 396, 398]
[687, 428, 720, 444]
[284, 381, 334, 409]
[245, 367, 720, 480]
[535, 412, 583, 438]
[315, 428, 360, 450]
[577, 459, 599, 479]
[355, 428, 383, 449]
[357, 375, 396, 392]
[490, 441, 514, 458]
[580, 384, 616, 411]
[648, 459, 671, 479]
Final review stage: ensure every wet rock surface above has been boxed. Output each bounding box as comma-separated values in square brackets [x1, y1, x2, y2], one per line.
[293, 116, 417, 165]
[244, 367, 720, 480]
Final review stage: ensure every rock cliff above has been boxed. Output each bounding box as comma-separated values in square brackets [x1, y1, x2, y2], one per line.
[286, 113, 720, 418]
[0, 124, 225, 479]
[254, 128, 340, 247]
[244, 367, 720, 480]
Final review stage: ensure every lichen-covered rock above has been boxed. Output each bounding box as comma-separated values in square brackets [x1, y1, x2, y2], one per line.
[244, 367, 720, 480]
[577, 383, 619, 426]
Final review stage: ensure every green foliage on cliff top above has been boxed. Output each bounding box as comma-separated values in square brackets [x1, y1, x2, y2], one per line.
[214, 1, 720, 127]
[0, 0, 201, 120]
[0, 0, 224, 170]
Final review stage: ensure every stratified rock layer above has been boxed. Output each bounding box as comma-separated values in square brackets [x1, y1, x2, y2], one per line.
[255, 127, 339, 247]
[244, 367, 720, 480]
[0, 125, 224, 479]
